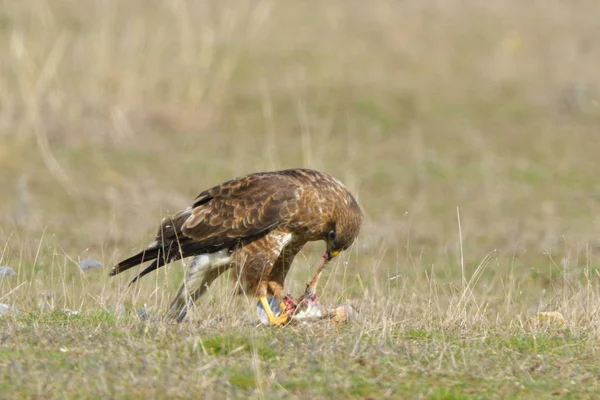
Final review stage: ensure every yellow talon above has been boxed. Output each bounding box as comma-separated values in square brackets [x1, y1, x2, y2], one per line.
[260, 296, 289, 326]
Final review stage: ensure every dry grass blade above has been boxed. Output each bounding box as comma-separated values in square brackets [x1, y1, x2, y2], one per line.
[1, 0, 600, 398]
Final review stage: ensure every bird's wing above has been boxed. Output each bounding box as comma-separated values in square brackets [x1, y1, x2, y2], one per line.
[179, 172, 300, 248]
[110, 172, 303, 281]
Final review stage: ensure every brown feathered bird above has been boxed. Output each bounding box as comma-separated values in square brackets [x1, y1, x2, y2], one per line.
[109, 168, 363, 325]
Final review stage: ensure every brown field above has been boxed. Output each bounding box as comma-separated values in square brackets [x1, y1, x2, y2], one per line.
[1, 0, 600, 398]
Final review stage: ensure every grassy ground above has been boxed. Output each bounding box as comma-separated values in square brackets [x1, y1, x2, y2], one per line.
[2, 0, 600, 398]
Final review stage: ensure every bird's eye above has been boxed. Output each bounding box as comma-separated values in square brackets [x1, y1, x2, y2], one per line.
[328, 231, 336, 242]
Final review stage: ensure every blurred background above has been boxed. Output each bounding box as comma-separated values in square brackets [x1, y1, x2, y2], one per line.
[1, 0, 600, 310]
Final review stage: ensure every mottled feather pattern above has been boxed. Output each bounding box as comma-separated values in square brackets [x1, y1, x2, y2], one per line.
[110, 168, 363, 321]
[182, 174, 298, 243]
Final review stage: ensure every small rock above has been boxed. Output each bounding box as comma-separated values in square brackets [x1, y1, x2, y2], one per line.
[0, 303, 20, 316]
[0, 266, 16, 278]
[137, 308, 150, 320]
[79, 258, 103, 272]
[109, 304, 126, 317]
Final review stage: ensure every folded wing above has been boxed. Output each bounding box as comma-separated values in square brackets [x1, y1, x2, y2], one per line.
[109, 173, 300, 284]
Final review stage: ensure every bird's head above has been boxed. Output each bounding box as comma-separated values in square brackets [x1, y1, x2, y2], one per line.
[324, 193, 363, 261]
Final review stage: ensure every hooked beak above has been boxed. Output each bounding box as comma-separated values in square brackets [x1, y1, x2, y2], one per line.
[326, 249, 340, 261]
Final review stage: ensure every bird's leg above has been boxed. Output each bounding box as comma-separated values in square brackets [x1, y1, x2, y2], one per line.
[267, 281, 297, 317]
[308, 253, 329, 295]
[259, 296, 290, 326]
[261, 254, 330, 324]
[167, 258, 229, 323]
[267, 281, 291, 314]
[297, 254, 330, 304]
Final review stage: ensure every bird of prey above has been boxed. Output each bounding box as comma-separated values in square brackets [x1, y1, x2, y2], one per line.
[109, 168, 363, 326]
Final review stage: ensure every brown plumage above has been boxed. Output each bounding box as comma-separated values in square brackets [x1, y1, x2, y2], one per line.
[110, 168, 363, 324]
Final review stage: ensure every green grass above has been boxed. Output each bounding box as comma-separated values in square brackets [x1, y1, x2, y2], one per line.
[3, 313, 599, 398]
[1, 0, 600, 398]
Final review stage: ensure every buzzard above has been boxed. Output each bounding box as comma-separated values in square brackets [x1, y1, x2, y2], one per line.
[110, 168, 363, 325]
